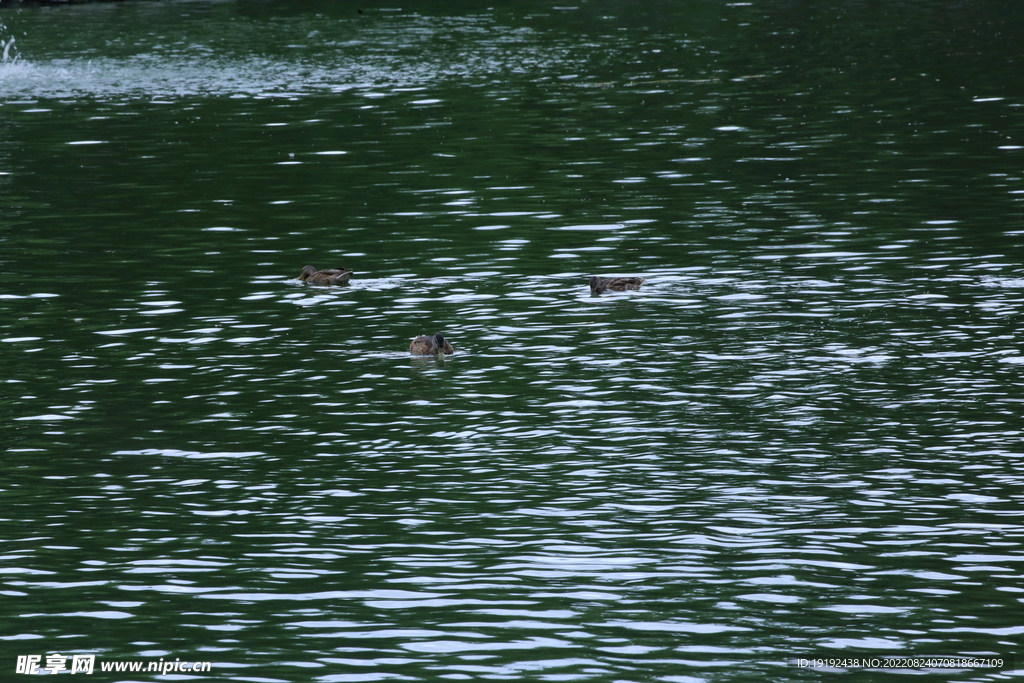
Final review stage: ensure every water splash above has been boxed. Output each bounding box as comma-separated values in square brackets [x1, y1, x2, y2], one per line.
[0, 14, 578, 101]
[1, 37, 15, 63]
[0, 20, 16, 64]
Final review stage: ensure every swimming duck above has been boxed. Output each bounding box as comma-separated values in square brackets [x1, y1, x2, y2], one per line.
[589, 276, 645, 295]
[410, 333, 455, 356]
[298, 265, 354, 285]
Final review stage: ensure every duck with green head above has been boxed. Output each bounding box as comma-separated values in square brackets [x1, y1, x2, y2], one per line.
[410, 332, 454, 357]
[298, 265, 354, 285]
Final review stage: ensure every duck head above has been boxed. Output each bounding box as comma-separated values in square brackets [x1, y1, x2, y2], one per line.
[432, 333, 447, 356]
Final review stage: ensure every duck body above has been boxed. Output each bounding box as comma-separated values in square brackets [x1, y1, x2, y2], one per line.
[589, 276, 645, 295]
[299, 265, 354, 285]
[410, 332, 455, 356]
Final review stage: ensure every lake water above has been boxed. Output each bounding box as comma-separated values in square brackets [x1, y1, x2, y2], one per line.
[2, 1, 1023, 680]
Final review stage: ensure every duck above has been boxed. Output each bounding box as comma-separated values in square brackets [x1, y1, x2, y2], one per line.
[298, 265, 354, 285]
[589, 275, 645, 295]
[410, 332, 455, 356]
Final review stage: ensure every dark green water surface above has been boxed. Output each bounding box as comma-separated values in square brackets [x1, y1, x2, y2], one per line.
[2, 1, 1024, 681]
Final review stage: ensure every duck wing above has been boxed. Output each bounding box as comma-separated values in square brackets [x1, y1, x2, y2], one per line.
[606, 277, 644, 291]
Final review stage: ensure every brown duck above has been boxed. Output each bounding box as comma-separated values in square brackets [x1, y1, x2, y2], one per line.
[410, 333, 455, 356]
[298, 265, 354, 285]
[589, 276, 645, 295]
